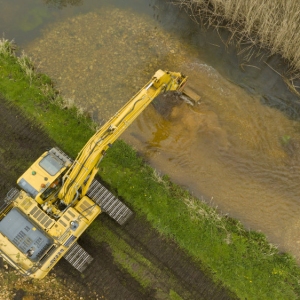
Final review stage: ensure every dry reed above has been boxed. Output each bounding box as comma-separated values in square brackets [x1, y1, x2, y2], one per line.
[173, 0, 300, 79]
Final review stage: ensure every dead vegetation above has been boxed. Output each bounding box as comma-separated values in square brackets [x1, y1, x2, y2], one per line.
[173, 0, 300, 91]
[0, 38, 16, 56]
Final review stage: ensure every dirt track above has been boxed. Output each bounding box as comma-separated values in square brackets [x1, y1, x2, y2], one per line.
[0, 95, 235, 299]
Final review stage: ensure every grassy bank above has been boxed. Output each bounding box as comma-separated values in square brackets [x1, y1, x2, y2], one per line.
[1, 38, 300, 299]
[175, 0, 300, 79]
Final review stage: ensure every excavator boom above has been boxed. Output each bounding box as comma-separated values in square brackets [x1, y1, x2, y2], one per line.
[58, 70, 187, 205]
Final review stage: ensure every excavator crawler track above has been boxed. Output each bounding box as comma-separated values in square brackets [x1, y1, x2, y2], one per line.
[63, 242, 93, 272]
[87, 179, 133, 225]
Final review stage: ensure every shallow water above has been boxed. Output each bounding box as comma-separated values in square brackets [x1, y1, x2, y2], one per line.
[2, 0, 300, 260]
[123, 64, 300, 259]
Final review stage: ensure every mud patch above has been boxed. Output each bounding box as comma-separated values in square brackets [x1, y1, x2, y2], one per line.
[25, 5, 198, 123]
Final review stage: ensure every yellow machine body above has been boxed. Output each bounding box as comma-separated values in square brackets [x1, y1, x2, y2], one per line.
[0, 70, 187, 279]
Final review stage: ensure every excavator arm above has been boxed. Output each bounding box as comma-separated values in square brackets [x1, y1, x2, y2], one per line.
[58, 70, 187, 205]
[0, 69, 191, 279]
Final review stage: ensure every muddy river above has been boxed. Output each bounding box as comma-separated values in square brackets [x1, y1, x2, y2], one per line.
[2, 0, 300, 261]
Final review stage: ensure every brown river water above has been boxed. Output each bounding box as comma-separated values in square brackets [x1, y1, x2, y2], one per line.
[2, 0, 300, 261]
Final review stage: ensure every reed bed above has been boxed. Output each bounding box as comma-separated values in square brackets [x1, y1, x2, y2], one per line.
[174, 0, 300, 79]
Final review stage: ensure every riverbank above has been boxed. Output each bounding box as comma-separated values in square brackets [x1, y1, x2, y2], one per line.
[1, 38, 300, 299]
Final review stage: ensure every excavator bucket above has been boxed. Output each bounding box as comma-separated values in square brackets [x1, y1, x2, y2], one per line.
[181, 84, 201, 105]
[152, 83, 201, 118]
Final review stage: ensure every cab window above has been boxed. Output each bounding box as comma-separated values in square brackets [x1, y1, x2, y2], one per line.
[39, 154, 64, 176]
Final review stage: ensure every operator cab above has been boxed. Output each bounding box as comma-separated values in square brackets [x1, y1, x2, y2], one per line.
[39, 153, 65, 176]
[17, 148, 72, 204]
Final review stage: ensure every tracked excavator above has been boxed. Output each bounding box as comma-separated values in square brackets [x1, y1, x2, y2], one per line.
[0, 70, 196, 279]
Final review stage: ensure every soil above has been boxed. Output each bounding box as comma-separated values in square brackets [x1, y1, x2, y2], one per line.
[0, 95, 236, 299]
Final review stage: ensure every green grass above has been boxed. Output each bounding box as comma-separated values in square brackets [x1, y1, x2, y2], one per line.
[0, 47, 94, 157]
[1, 39, 300, 299]
[88, 220, 154, 289]
[87, 219, 201, 299]
[169, 290, 183, 300]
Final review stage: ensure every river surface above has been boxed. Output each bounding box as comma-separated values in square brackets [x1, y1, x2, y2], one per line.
[2, 0, 300, 261]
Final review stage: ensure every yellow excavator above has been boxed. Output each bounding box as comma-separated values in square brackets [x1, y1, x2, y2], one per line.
[0, 70, 193, 279]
